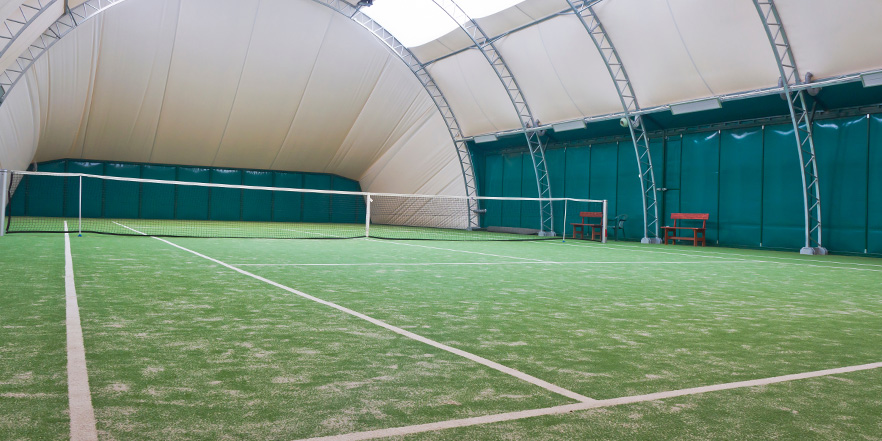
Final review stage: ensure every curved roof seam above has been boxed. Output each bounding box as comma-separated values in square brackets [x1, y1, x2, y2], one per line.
[73, 17, 105, 159]
[268, 9, 334, 170]
[211, 0, 262, 166]
[146, 0, 182, 163]
[663, 0, 714, 96]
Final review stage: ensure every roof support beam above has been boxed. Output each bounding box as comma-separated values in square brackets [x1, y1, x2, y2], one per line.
[430, 0, 555, 235]
[0, 0, 126, 102]
[753, 0, 826, 255]
[311, 0, 479, 229]
[566, 0, 660, 243]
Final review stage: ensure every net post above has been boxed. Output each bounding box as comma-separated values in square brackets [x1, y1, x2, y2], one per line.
[601, 199, 608, 244]
[0, 169, 8, 237]
[365, 193, 371, 238]
[78, 175, 82, 237]
[561, 199, 567, 243]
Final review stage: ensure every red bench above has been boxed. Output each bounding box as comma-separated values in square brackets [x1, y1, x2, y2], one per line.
[571, 212, 604, 241]
[661, 213, 709, 246]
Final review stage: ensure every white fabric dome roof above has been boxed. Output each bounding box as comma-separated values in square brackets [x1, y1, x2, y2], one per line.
[0, 0, 880, 196]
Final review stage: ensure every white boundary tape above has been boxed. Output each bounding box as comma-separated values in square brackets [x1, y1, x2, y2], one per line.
[63, 222, 99, 441]
[112, 222, 593, 403]
[233, 261, 745, 267]
[299, 361, 882, 441]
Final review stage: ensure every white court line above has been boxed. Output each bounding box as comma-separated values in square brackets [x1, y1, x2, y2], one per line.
[299, 361, 882, 441]
[284, 228, 347, 238]
[233, 261, 745, 267]
[365, 238, 548, 262]
[546, 241, 882, 273]
[63, 222, 99, 441]
[111, 222, 592, 403]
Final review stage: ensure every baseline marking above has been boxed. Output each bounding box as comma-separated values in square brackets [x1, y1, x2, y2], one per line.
[365, 238, 548, 262]
[553, 241, 882, 273]
[63, 222, 99, 441]
[299, 361, 882, 441]
[111, 222, 593, 403]
[233, 261, 745, 267]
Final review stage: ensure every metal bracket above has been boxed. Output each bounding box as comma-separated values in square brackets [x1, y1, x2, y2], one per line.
[753, 0, 825, 254]
[430, 0, 554, 235]
[567, 0, 660, 243]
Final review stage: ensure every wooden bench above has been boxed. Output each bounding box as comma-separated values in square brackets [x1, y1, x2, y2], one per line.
[661, 213, 709, 246]
[571, 212, 604, 241]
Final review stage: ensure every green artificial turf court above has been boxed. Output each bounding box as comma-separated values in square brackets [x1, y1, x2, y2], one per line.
[2, 224, 882, 440]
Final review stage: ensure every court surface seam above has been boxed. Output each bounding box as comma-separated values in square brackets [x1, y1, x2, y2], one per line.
[298, 361, 882, 441]
[63, 222, 99, 441]
[111, 222, 594, 403]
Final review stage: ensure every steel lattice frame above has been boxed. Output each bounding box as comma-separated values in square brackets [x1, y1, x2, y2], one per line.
[753, 0, 826, 255]
[0, 0, 59, 63]
[311, 0, 479, 229]
[0, 0, 129, 101]
[430, 0, 555, 235]
[566, 0, 660, 243]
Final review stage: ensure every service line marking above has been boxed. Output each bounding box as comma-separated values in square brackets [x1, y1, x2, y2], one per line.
[233, 261, 745, 267]
[365, 238, 548, 262]
[63, 222, 99, 441]
[111, 222, 592, 403]
[299, 361, 882, 441]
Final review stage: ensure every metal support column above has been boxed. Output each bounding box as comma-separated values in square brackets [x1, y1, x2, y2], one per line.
[312, 0, 480, 229]
[430, 0, 555, 235]
[566, 0, 660, 243]
[753, 0, 825, 255]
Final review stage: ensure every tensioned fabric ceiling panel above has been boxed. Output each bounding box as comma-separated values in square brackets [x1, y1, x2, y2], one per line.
[211, 0, 334, 171]
[427, 48, 523, 136]
[776, 0, 882, 80]
[593, 0, 715, 108]
[496, 14, 623, 124]
[78, 0, 179, 163]
[662, 0, 779, 98]
[148, 0, 261, 167]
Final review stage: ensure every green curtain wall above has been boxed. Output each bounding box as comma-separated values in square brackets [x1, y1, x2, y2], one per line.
[8, 159, 362, 224]
[477, 113, 882, 255]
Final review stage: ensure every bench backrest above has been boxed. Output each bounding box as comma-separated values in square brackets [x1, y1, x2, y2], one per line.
[671, 213, 709, 220]
[669, 212, 708, 228]
[578, 212, 603, 222]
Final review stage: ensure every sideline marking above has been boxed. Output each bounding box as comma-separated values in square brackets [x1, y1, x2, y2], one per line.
[300, 361, 882, 441]
[233, 261, 744, 267]
[112, 222, 593, 403]
[366, 238, 548, 262]
[63, 222, 99, 441]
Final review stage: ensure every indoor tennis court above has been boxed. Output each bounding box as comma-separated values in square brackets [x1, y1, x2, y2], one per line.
[2, 0, 882, 440]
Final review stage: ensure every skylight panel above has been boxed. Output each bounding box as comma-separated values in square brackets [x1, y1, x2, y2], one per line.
[362, 0, 526, 47]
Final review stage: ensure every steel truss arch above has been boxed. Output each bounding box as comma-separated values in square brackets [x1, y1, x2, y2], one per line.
[311, 0, 479, 229]
[0, 0, 481, 229]
[0, 0, 128, 101]
[566, 0, 660, 243]
[430, 0, 555, 235]
[0, 0, 60, 65]
[753, 0, 825, 255]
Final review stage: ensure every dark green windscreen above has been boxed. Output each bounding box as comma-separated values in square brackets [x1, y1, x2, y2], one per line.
[475, 112, 882, 255]
[7, 159, 361, 226]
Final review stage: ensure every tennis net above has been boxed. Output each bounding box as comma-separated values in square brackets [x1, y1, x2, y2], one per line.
[1, 170, 607, 241]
